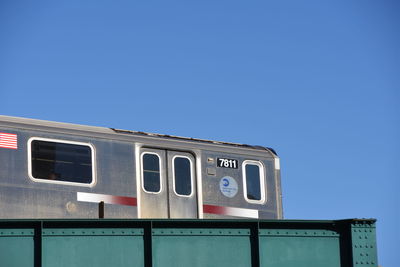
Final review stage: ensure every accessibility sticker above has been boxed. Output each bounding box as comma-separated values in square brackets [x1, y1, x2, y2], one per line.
[219, 176, 238, 198]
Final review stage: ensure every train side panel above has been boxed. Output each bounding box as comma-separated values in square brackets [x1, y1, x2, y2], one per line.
[200, 150, 280, 219]
[0, 115, 282, 219]
[0, 127, 138, 219]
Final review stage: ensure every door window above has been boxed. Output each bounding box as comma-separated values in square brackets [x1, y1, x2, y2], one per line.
[142, 153, 161, 193]
[173, 156, 193, 196]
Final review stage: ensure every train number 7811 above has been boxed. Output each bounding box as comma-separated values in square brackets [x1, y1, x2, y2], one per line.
[217, 158, 238, 169]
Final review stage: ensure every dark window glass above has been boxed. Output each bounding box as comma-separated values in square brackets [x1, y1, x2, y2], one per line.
[245, 164, 262, 201]
[31, 140, 93, 184]
[143, 153, 161, 193]
[174, 157, 192, 196]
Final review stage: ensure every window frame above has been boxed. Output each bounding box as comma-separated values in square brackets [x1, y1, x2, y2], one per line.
[242, 160, 266, 204]
[27, 137, 96, 187]
[141, 152, 163, 194]
[172, 155, 194, 197]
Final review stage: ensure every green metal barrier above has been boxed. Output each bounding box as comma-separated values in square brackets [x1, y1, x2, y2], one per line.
[0, 219, 377, 267]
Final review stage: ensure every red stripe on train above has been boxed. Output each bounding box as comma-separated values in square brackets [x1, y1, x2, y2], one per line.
[203, 204, 228, 215]
[203, 204, 259, 218]
[77, 192, 137, 207]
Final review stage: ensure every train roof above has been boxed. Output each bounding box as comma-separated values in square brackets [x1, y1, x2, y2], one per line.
[0, 115, 277, 155]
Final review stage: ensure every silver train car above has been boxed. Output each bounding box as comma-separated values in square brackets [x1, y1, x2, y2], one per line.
[0, 116, 282, 219]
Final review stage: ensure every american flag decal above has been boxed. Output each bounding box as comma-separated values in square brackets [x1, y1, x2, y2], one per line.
[0, 132, 18, 149]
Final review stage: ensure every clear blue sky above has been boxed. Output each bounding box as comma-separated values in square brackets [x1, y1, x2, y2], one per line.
[1, 1, 399, 265]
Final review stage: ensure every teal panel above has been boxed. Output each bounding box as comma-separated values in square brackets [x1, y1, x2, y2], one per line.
[153, 228, 252, 267]
[259, 229, 340, 267]
[0, 229, 35, 267]
[351, 222, 378, 267]
[42, 228, 144, 267]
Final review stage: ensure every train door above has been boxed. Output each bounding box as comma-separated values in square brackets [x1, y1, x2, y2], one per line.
[138, 148, 197, 218]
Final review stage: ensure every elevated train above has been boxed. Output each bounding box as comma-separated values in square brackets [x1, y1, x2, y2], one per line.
[0, 116, 282, 219]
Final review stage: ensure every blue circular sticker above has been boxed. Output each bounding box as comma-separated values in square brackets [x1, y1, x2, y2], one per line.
[219, 176, 238, 198]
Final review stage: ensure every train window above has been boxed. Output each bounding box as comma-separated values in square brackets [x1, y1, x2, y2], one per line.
[242, 160, 265, 203]
[28, 138, 94, 186]
[142, 153, 161, 193]
[173, 156, 192, 196]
